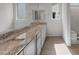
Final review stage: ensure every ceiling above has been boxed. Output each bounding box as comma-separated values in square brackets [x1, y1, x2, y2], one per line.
[70, 3, 79, 7]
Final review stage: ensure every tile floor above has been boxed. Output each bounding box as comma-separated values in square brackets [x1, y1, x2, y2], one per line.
[41, 36, 79, 55]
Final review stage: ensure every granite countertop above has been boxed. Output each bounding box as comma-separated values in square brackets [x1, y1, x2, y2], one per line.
[0, 39, 26, 55]
[0, 22, 46, 55]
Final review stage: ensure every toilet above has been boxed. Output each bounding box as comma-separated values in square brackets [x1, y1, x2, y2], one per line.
[71, 30, 79, 44]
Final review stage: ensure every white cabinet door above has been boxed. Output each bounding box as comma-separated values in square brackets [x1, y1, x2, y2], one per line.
[37, 32, 42, 55]
[37, 26, 46, 55]
[41, 26, 46, 47]
[24, 37, 36, 55]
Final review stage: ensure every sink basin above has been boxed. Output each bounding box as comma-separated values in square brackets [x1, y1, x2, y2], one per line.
[15, 33, 26, 40]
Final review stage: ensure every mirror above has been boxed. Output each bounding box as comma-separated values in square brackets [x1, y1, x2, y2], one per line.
[17, 3, 26, 20]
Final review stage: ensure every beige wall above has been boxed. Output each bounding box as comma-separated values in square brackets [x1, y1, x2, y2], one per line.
[0, 3, 13, 33]
[62, 4, 71, 46]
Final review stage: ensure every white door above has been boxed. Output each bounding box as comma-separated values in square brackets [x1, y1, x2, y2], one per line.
[50, 4, 62, 36]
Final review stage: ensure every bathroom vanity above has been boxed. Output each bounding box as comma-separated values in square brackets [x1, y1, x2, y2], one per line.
[0, 22, 47, 55]
[18, 23, 46, 55]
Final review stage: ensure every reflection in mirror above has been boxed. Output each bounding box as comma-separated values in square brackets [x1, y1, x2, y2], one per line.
[17, 3, 26, 20]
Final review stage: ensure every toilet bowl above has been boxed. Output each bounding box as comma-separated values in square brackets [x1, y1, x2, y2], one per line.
[71, 31, 77, 39]
[71, 30, 77, 44]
